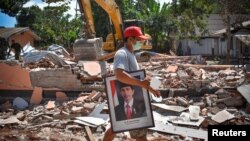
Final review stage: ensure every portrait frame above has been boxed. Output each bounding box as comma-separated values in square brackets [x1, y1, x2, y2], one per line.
[104, 70, 154, 133]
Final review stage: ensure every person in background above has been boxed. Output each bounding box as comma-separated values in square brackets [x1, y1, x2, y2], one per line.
[8, 39, 23, 60]
[103, 26, 161, 141]
[0, 37, 9, 60]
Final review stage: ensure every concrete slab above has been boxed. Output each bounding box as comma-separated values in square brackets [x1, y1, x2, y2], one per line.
[237, 84, 250, 103]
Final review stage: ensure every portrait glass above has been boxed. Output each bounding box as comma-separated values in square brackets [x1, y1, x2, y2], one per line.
[104, 70, 154, 133]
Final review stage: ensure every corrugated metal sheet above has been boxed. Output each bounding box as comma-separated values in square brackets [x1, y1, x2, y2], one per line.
[211, 20, 250, 36]
[236, 35, 250, 46]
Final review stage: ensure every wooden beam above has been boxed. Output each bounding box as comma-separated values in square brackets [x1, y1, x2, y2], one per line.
[178, 64, 235, 71]
[84, 126, 96, 141]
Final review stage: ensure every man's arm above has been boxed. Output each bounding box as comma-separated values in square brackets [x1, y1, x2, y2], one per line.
[115, 68, 160, 97]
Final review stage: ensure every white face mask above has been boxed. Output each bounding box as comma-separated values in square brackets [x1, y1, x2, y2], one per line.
[132, 41, 142, 51]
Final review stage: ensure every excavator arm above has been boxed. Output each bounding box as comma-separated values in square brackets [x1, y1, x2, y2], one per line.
[77, 0, 96, 38]
[74, 0, 152, 61]
[74, 0, 123, 61]
[78, 0, 123, 41]
[94, 0, 123, 42]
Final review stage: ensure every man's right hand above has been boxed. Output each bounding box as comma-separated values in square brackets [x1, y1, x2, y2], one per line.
[103, 127, 116, 141]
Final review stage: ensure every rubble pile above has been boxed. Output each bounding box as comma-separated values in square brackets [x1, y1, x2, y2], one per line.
[1, 87, 250, 140]
[73, 61, 104, 84]
[0, 91, 107, 140]
[1, 54, 250, 140]
[159, 88, 250, 124]
[25, 57, 56, 69]
[140, 56, 245, 89]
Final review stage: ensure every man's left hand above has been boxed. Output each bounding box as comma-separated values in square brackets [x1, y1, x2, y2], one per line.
[140, 79, 161, 97]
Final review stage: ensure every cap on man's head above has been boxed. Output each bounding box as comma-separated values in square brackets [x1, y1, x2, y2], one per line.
[124, 26, 148, 40]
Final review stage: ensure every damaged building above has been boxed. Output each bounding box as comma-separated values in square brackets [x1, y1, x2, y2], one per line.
[0, 47, 250, 140]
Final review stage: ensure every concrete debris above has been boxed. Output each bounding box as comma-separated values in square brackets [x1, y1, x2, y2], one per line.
[30, 67, 84, 91]
[0, 61, 32, 89]
[211, 110, 235, 123]
[176, 96, 189, 107]
[23, 50, 69, 67]
[166, 65, 178, 73]
[152, 103, 187, 112]
[82, 61, 101, 76]
[150, 121, 208, 141]
[237, 84, 250, 103]
[75, 116, 107, 126]
[26, 57, 57, 69]
[167, 112, 205, 127]
[1, 53, 250, 140]
[45, 101, 55, 109]
[56, 91, 69, 102]
[30, 87, 43, 105]
[214, 88, 230, 98]
[0, 116, 20, 125]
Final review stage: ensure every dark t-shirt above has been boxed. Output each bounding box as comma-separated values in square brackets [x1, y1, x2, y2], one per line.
[11, 43, 22, 53]
[0, 38, 8, 59]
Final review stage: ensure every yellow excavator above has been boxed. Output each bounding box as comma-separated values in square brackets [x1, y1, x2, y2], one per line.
[73, 0, 152, 61]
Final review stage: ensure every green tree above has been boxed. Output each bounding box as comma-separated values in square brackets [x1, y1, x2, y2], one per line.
[110, 0, 172, 52]
[211, 0, 250, 64]
[16, 0, 80, 49]
[91, 1, 111, 40]
[134, 0, 170, 52]
[168, 0, 213, 54]
[16, 5, 42, 30]
[0, 0, 30, 17]
[35, 5, 72, 47]
[118, 0, 142, 19]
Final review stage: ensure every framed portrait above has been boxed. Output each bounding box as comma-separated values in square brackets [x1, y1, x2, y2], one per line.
[104, 70, 154, 133]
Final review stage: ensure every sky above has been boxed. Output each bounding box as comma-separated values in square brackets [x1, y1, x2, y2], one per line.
[0, 0, 172, 28]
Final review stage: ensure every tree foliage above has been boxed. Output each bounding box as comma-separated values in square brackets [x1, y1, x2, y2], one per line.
[0, 0, 30, 17]
[16, 5, 41, 30]
[13, 0, 246, 56]
[136, 0, 172, 52]
[171, 0, 213, 39]
[210, 0, 250, 63]
[115, 0, 213, 53]
[117, 0, 141, 20]
[90, 1, 111, 40]
[15, 0, 81, 49]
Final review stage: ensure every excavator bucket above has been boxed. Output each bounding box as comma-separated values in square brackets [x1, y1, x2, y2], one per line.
[73, 38, 103, 61]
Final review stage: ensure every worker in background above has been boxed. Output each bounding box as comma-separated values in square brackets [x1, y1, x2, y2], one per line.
[103, 26, 161, 141]
[7, 39, 23, 60]
[0, 37, 9, 60]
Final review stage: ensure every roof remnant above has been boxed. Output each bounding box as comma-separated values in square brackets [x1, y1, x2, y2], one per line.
[0, 27, 41, 40]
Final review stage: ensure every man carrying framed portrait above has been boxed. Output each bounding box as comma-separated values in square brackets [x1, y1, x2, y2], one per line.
[104, 70, 159, 139]
[103, 26, 161, 141]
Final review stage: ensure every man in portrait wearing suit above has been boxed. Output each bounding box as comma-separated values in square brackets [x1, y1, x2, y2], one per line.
[115, 81, 146, 121]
